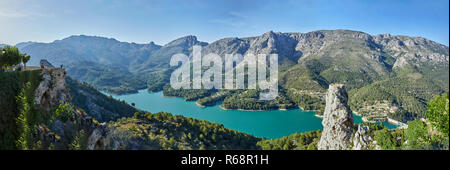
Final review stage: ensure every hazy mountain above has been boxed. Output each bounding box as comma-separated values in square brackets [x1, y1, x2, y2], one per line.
[19, 35, 162, 68]
[0, 44, 8, 48]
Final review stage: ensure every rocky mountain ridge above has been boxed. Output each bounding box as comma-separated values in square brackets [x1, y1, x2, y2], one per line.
[18, 30, 449, 73]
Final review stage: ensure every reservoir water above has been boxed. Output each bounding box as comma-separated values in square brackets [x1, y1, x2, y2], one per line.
[109, 90, 397, 139]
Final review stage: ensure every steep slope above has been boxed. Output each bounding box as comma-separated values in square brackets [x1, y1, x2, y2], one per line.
[1, 68, 109, 150]
[19, 35, 162, 68]
[1, 68, 262, 150]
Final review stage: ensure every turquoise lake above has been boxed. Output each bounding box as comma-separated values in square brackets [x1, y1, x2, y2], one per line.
[108, 90, 397, 139]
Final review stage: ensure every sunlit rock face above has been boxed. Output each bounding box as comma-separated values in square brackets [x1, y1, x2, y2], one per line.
[34, 68, 71, 112]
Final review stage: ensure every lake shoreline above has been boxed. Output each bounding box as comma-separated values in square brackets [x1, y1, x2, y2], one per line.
[147, 90, 322, 112]
[107, 89, 399, 139]
[218, 105, 300, 112]
[195, 102, 206, 108]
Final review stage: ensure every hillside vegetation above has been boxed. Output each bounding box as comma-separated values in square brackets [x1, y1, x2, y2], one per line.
[107, 112, 261, 150]
[0, 70, 43, 149]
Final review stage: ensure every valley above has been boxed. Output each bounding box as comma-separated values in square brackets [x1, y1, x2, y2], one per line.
[1, 0, 449, 156]
[16, 29, 449, 124]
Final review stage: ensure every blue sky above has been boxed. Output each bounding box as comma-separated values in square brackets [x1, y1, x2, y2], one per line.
[0, 0, 449, 46]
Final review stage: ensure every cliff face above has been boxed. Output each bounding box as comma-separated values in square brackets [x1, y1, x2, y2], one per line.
[318, 84, 378, 150]
[32, 68, 108, 150]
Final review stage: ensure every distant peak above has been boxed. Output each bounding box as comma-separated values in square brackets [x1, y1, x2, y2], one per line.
[264, 30, 276, 36]
[178, 35, 198, 41]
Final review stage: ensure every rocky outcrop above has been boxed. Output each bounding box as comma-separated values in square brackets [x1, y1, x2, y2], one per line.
[352, 125, 374, 150]
[37, 108, 110, 150]
[32, 66, 110, 150]
[34, 68, 71, 111]
[318, 84, 354, 150]
[35, 125, 57, 149]
[317, 84, 381, 150]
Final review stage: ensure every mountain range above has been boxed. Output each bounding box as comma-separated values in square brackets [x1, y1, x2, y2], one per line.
[15, 29, 450, 122]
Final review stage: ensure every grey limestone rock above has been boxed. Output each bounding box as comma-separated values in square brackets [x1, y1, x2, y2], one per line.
[318, 84, 354, 150]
